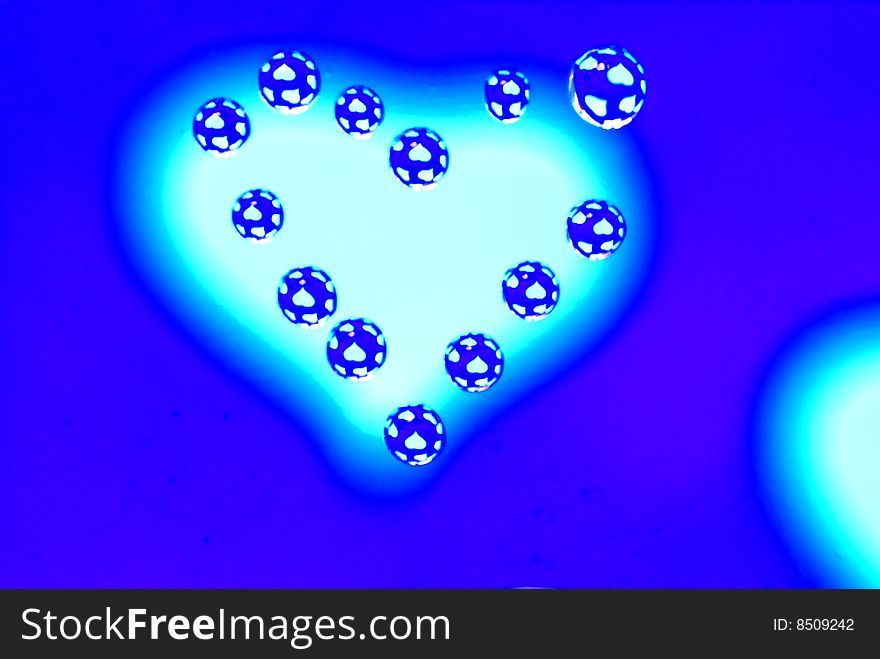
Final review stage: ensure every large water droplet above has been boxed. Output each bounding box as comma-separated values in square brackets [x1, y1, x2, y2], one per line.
[343, 341, 367, 362]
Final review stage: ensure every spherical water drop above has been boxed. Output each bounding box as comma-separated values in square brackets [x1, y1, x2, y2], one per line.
[277, 266, 337, 328]
[335, 85, 384, 138]
[259, 50, 321, 115]
[193, 97, 250, 156]
[567, 200, 627, 261]
[326, 318, 387, 380]
[389, 128, 449, 190]
[384, 404, 446, 466]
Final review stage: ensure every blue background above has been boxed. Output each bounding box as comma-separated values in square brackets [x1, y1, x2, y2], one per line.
[1, 0, 878, 587]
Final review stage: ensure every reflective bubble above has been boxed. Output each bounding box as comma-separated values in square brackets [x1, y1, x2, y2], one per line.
[389, 127, 449, 190]
[277, 266, 337, 328]
[384, 404, 446, 466]
[569, 46, 646, 129]
[326, 318, 387, 380]
[192, 97, 250, 156]
[485, 69, 530, 123]
[502, 261, 559, 321]
[567, 199, 627, 261]
[231, 189, 283, 243]
[335, 85, 384, 139]
[259, 50, 321, 115]
[444, 333, 504, 393]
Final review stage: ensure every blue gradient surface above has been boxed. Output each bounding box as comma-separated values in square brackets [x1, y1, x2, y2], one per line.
[1, 0, 878, 587]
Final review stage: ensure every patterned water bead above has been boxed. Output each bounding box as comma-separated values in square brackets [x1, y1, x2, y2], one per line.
[326, 318, 387, 380]
[568, 46, 647, 129]
[389, 128, 449, 190]
[192, 98, 250, 156]
[484, 69, 531, 123]
[259, 50, 321, 115]
[444, 333, 504, 393]
[277, 266, 337, 327]
[231, 189, 283, 242]
[567, 200, 627, 261]
[383, 404, 446, 467]
[502, 261, 560, 321]
[335, 86, 384, 138]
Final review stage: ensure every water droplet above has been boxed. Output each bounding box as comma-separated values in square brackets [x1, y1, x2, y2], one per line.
[525, 281, 547, 300]
[326, 318, 387, 380]
[484, 70, 530, 123]
[258, 50, 321, 115]
[335, 85, 384, 139]
[404, 432, 427, 451]
[445, 333, 504, 392]
[389, 128, 449, 189]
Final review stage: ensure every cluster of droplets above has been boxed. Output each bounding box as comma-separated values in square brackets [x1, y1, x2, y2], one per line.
[191, 44, 646, 467]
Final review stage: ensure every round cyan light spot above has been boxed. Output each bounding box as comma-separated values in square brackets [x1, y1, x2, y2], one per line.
[259, 50, 321, 115]
[231, 189, 283, 243]
[444, 333, 504, 393]
[389, 127, 449, 190]
[335, 85, 384, 139]
[568, 45, 646, 129]
[566, 199, 627, 261]
[484, 69, 531, 123]
[192, 97, 250, 156]
[383, 404, 446, 466]
[760, 308, 880, 587]
[326, 318, 387, 381]
[502, 261, 559, 321]
[277, 266, 337, 328]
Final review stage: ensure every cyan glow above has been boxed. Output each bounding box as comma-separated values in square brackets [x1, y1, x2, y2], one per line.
[115, 44, 654, 493]
[760, 308, 880, 586]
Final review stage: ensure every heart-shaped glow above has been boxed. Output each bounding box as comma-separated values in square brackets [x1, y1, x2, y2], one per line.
[408, 143, 432, 162]
[758, 306, 880, 586]
[273, 63, 296, 81]
[113, 44, 655, 493]
[204, 112, 225, 129]
[524, 282, 546, 300]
